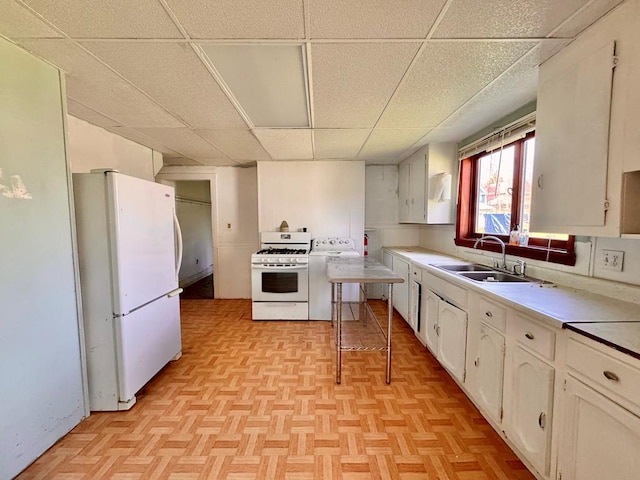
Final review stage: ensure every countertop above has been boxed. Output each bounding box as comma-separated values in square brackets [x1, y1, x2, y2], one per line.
[384, 246, 640, 358]
[327, 257, 404, 284]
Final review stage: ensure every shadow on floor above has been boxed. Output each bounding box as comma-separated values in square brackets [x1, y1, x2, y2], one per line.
[181, 274, 214, 299]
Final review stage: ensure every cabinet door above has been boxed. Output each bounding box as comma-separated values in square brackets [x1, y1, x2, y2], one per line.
[467, 321, 505, 422]
[409, 280, 420, 332]
[558, 376, 640, 480]
[423, 289, 440, 355]
[437, 300, 468, 383]
[504, 346, 554, 477]
[391, 256, 410, 322]
[530, 41, 614, 232]
[409, 155, 427, 222]
[398, 162, 410, 222]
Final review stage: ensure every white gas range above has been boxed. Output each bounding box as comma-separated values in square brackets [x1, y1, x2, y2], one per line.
[251, 231, 311, 320]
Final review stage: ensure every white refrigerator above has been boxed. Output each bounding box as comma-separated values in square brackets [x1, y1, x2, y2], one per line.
[73, 170, 183, 411]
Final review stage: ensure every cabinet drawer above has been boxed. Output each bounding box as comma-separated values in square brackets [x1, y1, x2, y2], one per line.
[567, 337, 640, 410]
[411, 266, 422, 283]
[511, 314, 556, 361]
[477, 297, 506, 333]
[423, 271, 467, 309]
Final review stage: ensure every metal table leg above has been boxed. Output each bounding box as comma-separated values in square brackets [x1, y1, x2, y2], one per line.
[386, 283, 393, 384]
[336, 282, 342, 384]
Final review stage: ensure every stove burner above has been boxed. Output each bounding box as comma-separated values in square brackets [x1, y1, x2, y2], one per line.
[256, 248, 308, 255]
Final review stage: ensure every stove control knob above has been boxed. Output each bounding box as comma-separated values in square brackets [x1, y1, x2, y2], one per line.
[279, 258, 287, 263]
[329, 239, 336, 245]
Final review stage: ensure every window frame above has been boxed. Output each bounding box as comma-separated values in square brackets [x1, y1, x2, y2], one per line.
[455, 132, 576, 266]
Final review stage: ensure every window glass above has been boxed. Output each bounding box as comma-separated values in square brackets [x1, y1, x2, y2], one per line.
[474, 145, 515, 235]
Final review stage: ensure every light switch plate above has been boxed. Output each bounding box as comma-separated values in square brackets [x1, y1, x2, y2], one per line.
[601, 249, 624, 271]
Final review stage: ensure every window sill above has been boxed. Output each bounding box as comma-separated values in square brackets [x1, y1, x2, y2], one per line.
[455, 237, 576, 266]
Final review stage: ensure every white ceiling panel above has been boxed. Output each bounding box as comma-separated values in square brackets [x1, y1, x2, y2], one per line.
[103, 126, 181, 156]
[312, 43, 420, 128]
[67, 99, 120, 128]
[196, 129, 272, 161]
[20, 0, 182, 38]
[135, 127, 229, 160]
[81, 42, 247, 129]
[17, 39, 184, 127]
[417, 40, 569, 146]
[0, 0, 63, 38]
[309, 0, 447, 39]
[314, 129, 371, 159]
[553, 0, 625, 38]
[378, 41, 535, 128]
[165, 0, 304, 39]
[253, 129, 313, 160]
[358, 128, 429, 160]
[433, 0, 590, 38]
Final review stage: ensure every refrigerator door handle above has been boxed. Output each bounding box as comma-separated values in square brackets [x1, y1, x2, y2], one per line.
[168, 288, 183, 298]
[173, 211, 183, 279]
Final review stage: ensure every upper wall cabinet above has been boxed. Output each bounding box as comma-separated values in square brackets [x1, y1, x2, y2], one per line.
[530, 1, 640, 237]
[398, 142, 457, 225]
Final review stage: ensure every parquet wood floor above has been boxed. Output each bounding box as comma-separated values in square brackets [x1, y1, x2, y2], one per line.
[17, 299, 534, 480]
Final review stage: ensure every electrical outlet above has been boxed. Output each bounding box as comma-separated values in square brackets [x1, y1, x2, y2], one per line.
[227, 223, 232, 229]
[601, 249, 624, 272]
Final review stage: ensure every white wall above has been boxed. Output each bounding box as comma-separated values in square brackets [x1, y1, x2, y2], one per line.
[258, 161, 365, 252]
[67, 115, 160, 181]
[1, 39, 85, 479]
[174, 181, 213, 287]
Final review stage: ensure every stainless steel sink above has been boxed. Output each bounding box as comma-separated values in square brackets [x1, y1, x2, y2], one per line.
[433, 263, 494, 272]
[458, 271, 531, 283]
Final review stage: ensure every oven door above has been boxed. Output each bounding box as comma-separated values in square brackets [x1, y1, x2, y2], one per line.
[251, 264, 309, 302]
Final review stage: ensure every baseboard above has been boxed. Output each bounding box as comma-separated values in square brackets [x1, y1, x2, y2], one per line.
[179, 267, 213, 288]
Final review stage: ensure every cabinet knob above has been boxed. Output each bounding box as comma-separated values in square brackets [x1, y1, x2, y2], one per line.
[525, 332, 535, 340]
[485, 311, 493, 318]
[603, 370, 620, 382]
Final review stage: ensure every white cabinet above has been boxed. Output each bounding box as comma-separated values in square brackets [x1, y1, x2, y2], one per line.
[422, 289, 440, 355]
[390, 255, 410, 322]
[398, 143, 456, 225]
[437, 300, 468, 383]
[558, 376, 640, 480]
[409, 279, 420, 332]
[503, 345, 555, 477]
[558, 333, 640, 480]
[530, 1, 640, 236]
[466, 320, 505, 423]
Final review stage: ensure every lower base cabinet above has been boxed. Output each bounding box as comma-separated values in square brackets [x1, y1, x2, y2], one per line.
[503, 345, 555, 477]
[437, 300, 468, 383]
[466, 320, 505, 423]
[558, 375, 640, 480]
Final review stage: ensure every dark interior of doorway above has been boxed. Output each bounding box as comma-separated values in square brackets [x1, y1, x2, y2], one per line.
[181, 274, 214, 299]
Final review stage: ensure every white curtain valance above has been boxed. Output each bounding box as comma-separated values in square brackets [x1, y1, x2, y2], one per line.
[458, 112, 536, 160]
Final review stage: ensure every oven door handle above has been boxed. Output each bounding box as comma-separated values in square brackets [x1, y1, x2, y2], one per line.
[252, 264, 308, 271]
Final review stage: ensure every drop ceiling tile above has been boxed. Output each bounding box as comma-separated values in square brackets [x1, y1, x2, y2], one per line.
[312, 43, 420, 128]
[421, 40, 569, 144]
[67, 98, 120, 128]
[358, 128, 429, 161]
[16, 39, 183, 127]
[314, 129, 371, 159]
[0, 0, 63, 38]
[135, 127, 229, 159]
[195, 129, 271, 161]
[309, 0, 447, 39]
[553, 0, 624, 38]
[103, 126, 181, 156]
[252, 129, 313, 159]
[433, 0, 590, 38]
[378, 41, 534, 128]
[165, 0, 304, 39]
[81, 42, 247, 129]
[21, 0, 182, 38]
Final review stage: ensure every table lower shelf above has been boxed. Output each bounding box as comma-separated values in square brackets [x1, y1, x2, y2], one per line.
[334, 301, 389, 352]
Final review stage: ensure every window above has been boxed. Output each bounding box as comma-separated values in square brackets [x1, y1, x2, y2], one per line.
[455, 132, 576, 265]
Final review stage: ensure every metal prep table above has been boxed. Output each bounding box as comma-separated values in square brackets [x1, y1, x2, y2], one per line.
[327, 257, 404, 384]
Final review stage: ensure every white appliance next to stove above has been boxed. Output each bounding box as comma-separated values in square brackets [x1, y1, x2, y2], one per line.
[251, 231, 311, 320]
[309, 237, 360, 321]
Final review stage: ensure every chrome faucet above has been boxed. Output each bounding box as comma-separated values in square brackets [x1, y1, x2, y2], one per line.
[513, 259, 527, 277]
[473, 235, 507, 270]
